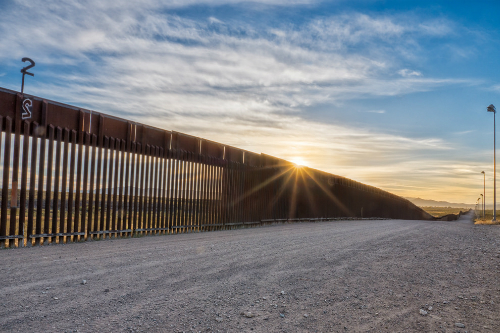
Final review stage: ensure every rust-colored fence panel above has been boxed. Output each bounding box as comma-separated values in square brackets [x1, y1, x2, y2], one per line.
[0, 87, 433, 248]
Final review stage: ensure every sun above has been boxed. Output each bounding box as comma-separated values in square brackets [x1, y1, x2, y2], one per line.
[291, 157, 307, 167]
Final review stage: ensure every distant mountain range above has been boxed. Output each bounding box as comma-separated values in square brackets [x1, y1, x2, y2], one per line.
[405, 197, 475, 209]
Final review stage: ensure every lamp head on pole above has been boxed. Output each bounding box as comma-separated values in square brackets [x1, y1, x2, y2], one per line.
[481, 194, 483, 197]
[481, 170, 485, 174]
[487, 104, 496, 113]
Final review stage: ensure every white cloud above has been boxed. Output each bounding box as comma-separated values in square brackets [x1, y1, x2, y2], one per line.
[208, 17, 224, 24]
[418, 19, 454, 36]
[366, 110, 386, 114]
[490, 84, 500, 92]
[398, 69, 423, 77]
[454, 130, 474, 135]
[269, 29, 286, 37]
[0, 2, 469, 124]
[2, 3, 464, 115]
[158, 0, 318, 6]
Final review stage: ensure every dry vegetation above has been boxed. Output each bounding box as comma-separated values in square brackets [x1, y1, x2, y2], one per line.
[473, 209, 500, 225]
[420, 206, 469, 218]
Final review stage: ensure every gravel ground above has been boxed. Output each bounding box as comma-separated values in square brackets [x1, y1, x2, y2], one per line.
[1, 213, 499, 333]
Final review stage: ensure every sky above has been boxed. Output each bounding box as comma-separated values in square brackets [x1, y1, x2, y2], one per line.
[0, 0, 499, 205]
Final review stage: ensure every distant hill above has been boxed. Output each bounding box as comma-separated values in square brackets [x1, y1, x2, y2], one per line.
[405, 197, 475, 209]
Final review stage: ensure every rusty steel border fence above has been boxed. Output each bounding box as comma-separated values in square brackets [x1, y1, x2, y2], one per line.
[0, 87, 433, 248]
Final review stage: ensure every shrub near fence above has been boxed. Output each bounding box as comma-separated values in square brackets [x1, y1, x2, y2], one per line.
[0, 87, 433, 248]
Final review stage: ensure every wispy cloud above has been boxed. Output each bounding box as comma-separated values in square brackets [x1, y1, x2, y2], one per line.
[365, 110, 386, 114]
[454, 130, 474, 135]
[398, 69, 422, 77]
[208, 16, 224, 24]
[490, 84, 500, 92]
[418, 18, 455, 36]
[0, 2, 468, 105]
[158, 0, 319, 6]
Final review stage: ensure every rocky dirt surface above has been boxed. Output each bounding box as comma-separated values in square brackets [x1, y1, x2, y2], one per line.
[1, 213, 499, 332]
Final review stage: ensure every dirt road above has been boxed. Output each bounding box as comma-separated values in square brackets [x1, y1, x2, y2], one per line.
[1, 214, 499, 332]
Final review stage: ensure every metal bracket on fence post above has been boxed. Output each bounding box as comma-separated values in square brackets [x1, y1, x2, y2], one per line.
[20, 57, 35, 94]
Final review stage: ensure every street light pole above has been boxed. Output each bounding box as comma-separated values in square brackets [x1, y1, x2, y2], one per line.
[481, 171, 485, 218]
[487, 104, 497, 222]
[480, 194, 483, 219]
[477, 198, 480, 218]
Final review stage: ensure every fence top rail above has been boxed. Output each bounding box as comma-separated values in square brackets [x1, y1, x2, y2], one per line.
[0, 86, 143, 127]
[0, 87, 263, 164]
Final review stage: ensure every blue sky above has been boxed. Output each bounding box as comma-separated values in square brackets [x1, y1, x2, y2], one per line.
[1, 0, 499, 204]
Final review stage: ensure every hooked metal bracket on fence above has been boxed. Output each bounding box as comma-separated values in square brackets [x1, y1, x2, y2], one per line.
[20, 57, 35, 94]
